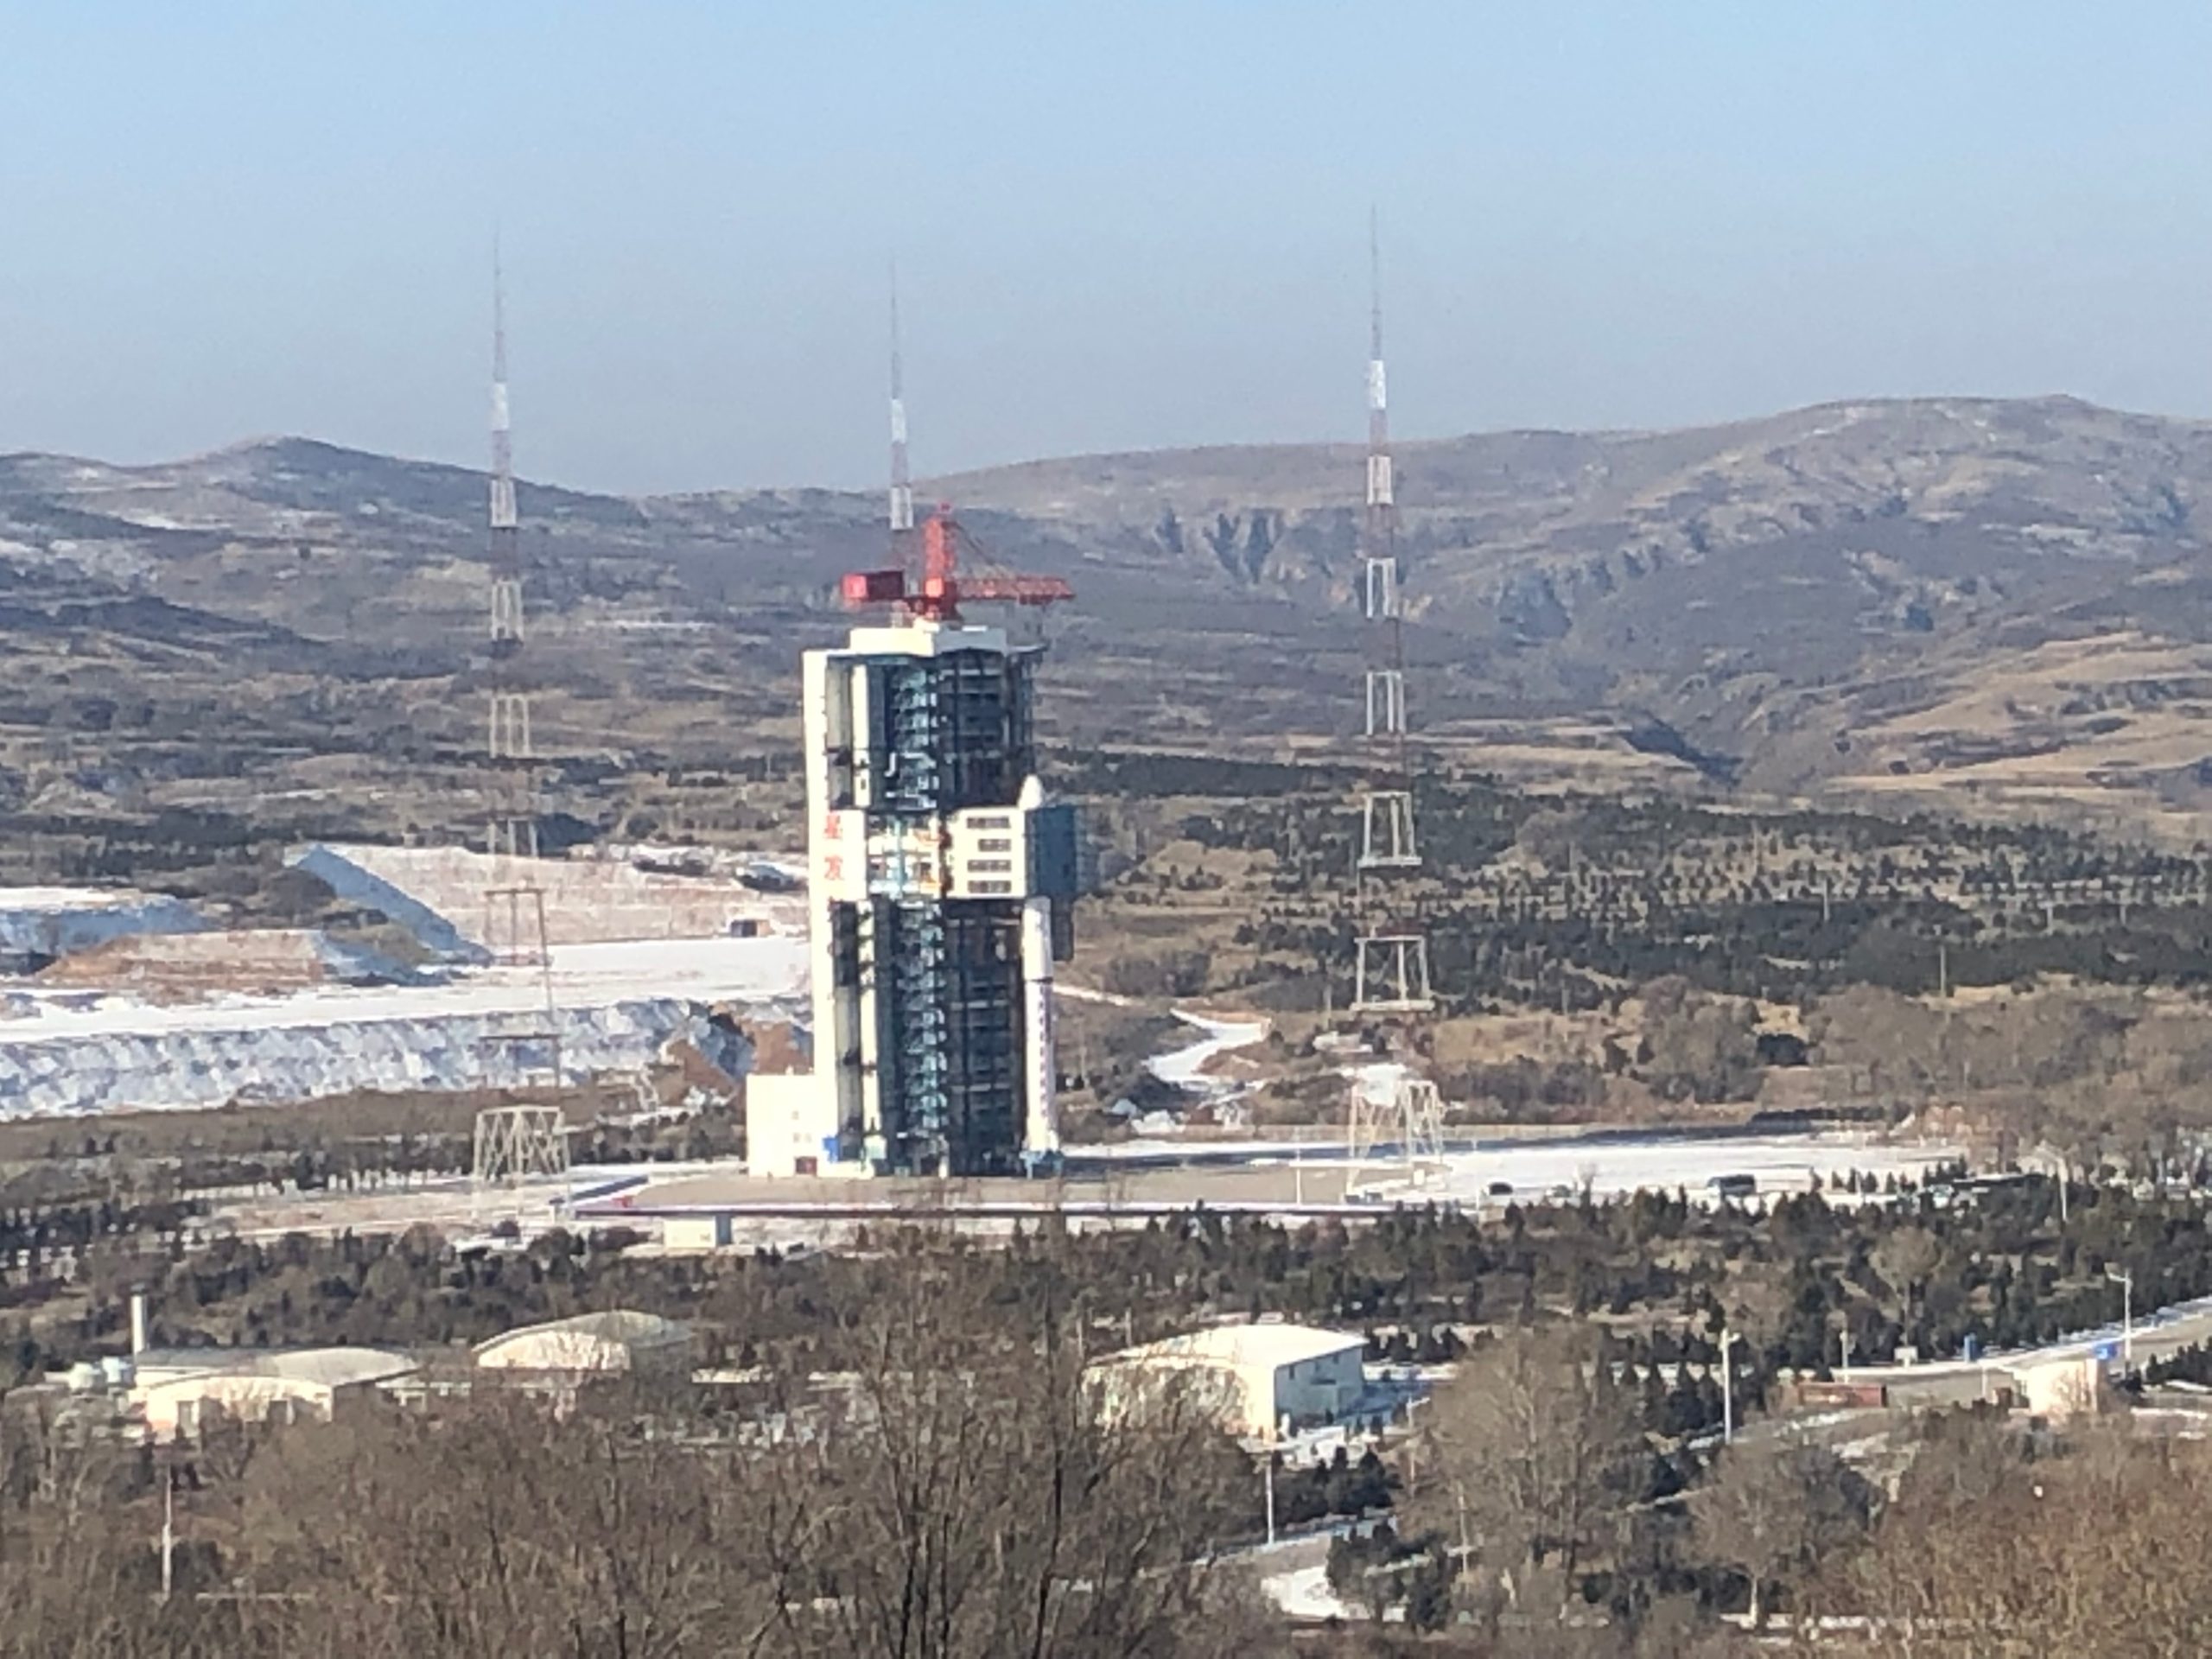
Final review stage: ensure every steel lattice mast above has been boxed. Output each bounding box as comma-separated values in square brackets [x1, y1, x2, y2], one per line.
[888, 262, 918, 574]
[480, 244, 552, 995]
[485, 240, 537, 861]
[1351, 209, 1430, 1013]
[1346, 210, 1443, 1191]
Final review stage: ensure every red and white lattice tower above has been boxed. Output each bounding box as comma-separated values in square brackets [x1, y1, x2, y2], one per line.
[889, 263, 918, 575]
[486, 242, 537, 861]
[480, 242, 552, 986]
[1345, 212, 1444, 1190]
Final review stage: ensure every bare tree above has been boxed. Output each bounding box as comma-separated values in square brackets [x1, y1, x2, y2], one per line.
[1821, 1423, 2212, 1657]
[1695, 1437, 1870, 1628]
[200, 1241, 1279, 1659]
[1407, 1328, 1642, 1623]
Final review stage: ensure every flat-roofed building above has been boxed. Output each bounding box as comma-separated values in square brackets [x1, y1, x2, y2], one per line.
[133, 1346, 418, 1440]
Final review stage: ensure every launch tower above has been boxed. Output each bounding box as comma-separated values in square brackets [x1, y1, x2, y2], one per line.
[748, 510, 1080, 1179]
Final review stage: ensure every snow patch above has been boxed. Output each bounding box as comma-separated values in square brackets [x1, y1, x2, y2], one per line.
[1147, 1010, 1269, 1094]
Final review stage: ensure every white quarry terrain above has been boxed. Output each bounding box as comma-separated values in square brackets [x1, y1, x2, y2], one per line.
[0, 887, 203, 967]
[0, 938, 808, 1116]
[0, 851, 810, 1116]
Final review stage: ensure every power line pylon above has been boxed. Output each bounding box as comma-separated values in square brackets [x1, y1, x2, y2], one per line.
[471, 1102, 570, 1224]
[1346, 1073, 1447, 1195]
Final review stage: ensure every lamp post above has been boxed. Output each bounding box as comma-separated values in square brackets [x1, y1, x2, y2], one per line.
[1403, 1394, 1430, 1488]
[159, 1463, 175, 1605]
[1719, 1326, 1741, 1444]
[2107, 1267, 2134, 1366]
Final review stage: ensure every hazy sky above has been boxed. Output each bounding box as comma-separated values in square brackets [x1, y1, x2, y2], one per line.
[4, 3, 2212, 495]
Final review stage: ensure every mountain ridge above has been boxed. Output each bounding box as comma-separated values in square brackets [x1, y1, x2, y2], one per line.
[7, 391, 2212, 861]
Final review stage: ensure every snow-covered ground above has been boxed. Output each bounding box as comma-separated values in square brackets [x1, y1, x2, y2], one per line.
[1408, 1128, 1957, 1206]
[1056, 982, 1135, 1009]
[1090, 1126, 1959, 1208]
[1261, 1563, 1357, 1623]
[1083, 1006, 1956, 1203]
[1346, 1058, 1407, 1109]
[0, 938, 807, 1116]
[1147, 1011, 1270, 1094]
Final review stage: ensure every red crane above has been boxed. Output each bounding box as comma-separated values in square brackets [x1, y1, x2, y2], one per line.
[842, 505, 1072, 624]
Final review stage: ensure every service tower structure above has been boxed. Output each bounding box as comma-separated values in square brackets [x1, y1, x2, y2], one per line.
[750, 512, 1079, 1180]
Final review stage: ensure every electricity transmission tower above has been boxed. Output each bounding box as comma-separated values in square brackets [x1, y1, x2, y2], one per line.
[1345, 1073, 1447, 1193]
[471, 1103, 570, 1224]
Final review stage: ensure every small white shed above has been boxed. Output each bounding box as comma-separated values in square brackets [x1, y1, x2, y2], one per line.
[2012, 1353, 2112, 1421]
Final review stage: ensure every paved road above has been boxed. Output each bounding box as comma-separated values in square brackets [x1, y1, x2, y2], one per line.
[1852, 1292, 2212, 1405]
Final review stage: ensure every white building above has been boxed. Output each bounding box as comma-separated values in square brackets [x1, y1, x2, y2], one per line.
[472, 1309, 692, 1376]
[132, 1346, 418, 1440]
[1090, 1324, 1369, 1445]
[749, 517, 1081, 1180]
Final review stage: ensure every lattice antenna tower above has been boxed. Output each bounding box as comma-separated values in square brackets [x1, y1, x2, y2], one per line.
[480, 242, 550, 977]
[1346, 210, 1443, 1192]
[1350, 209, 1431, 1014]
[486, 238, 540, 864]
[889, 261, 918, 574]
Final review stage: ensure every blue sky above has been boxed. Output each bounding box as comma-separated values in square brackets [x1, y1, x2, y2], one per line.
[2, 3, 2209, 493]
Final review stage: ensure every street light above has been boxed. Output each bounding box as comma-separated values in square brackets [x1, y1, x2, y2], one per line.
[1403, 1394, 1431, 1489]
[1263, 1452, 1276, 1546]
[2107, 1267, 2134, 1366]
[1719, 1326, 1742, 1444]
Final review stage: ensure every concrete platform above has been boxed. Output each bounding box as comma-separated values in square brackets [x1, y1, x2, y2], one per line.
[577, 1161, 1366, 1222]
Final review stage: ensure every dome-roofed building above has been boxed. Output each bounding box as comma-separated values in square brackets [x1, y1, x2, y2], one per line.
[471, 1310, 692, 1376]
